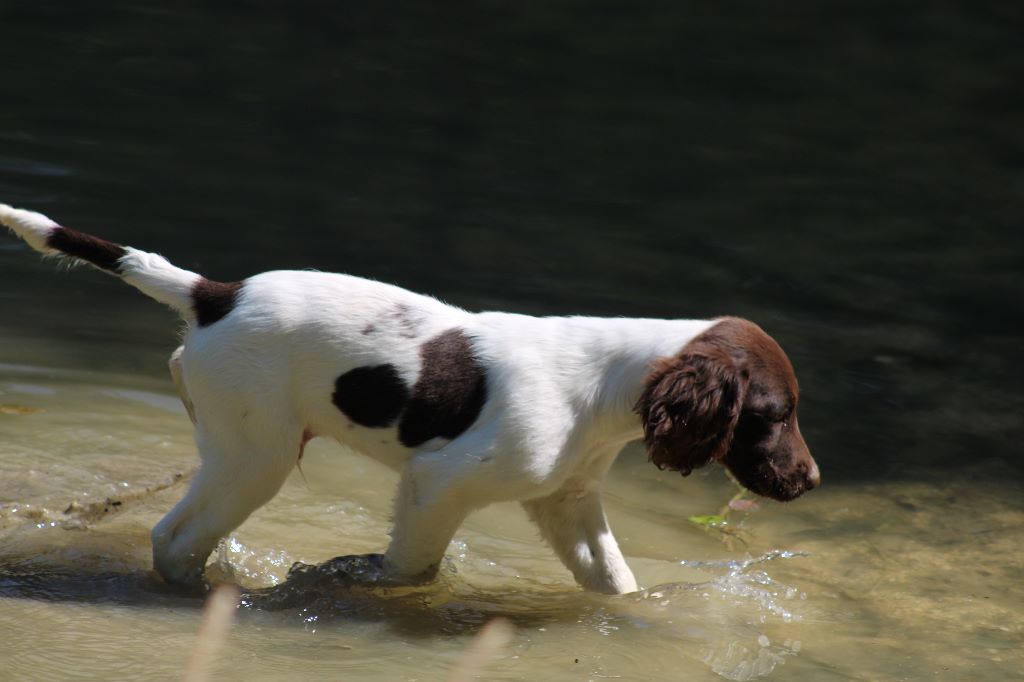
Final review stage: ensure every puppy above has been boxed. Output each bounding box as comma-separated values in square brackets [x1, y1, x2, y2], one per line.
[1, 204, 818, 594]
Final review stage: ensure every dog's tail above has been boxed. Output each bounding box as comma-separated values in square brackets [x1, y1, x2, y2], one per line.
[1, 203, 204, 319]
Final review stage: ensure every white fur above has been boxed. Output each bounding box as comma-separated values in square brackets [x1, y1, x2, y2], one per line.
[118, 247, 200, 313]
[0, 203, 59, 252]
[4, 205, 717, 594]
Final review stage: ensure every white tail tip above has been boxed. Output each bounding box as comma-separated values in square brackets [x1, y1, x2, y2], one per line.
[0, 203, 60, 252]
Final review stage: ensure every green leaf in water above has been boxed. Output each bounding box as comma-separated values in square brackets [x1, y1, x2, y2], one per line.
[688, 514, 729, 528]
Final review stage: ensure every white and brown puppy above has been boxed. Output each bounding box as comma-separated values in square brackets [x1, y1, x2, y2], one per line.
[1, 204, 819, 594]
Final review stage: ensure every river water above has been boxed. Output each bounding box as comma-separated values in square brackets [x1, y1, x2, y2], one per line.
[0, 2, 1021, 680]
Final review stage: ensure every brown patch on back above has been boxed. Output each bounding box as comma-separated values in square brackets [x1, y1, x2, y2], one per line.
[398, 328, 488, 448]
[192, 278, 244, 327]
[46, 226, 127, 273]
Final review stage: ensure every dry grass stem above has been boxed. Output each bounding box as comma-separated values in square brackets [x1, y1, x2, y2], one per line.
[183, 583, 241, 682]
[446, 617, 515, 682]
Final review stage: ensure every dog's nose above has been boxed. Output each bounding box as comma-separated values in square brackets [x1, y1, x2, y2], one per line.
[805, 460, 821, 489]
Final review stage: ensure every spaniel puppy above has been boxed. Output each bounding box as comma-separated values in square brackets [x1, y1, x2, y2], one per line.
[1, 204, 818, 594]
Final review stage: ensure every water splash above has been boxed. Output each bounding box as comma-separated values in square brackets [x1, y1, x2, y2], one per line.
[684, 550, 809, 624]
[209, 535, 295, 587]
[636, 550, 810, 680]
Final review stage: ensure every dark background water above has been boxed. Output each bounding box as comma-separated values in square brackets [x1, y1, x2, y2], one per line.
[1, 1, 1022, 485]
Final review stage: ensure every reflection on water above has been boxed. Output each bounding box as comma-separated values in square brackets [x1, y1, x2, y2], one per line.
[1, 1, 1023, 680]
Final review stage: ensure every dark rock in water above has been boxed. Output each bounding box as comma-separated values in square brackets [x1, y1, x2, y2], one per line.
[285, 553, 389, 585]
[240, 553, 456, 612]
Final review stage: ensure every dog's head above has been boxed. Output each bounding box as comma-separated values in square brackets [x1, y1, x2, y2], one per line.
[635, 317, 819, 502]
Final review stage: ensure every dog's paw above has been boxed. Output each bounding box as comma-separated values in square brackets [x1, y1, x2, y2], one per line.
[148, 569, 211, 597]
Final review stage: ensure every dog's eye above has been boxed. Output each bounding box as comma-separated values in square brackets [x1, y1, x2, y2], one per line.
[737, 412, 773, 435]
[746, 412, 788, 432]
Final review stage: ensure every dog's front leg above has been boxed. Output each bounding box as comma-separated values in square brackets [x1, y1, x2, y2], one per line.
[522, 478, 638, 595]
[382, 453, 475, 584]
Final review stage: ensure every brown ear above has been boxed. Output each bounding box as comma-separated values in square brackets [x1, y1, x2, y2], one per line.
[635, 346, 746, 475]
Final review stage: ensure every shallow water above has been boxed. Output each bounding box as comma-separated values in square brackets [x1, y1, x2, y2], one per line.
[0, 365, 1020, 680]
[1, 2, 1023, 680]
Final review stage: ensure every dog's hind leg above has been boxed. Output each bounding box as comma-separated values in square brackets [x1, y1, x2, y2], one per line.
[168, 345, 196, 425]
[151, 422, 300, 586]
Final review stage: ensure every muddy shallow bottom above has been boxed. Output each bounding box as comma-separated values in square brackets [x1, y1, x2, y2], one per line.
[0, 363, 1021, 681]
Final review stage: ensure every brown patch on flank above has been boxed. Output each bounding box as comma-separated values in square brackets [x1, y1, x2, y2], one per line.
[46, 226, 127, 273]
[398, 328, 487, 448]
[192, 278, 244, 327]
[362, 323, 377, 335]
[332, 364, 409, 428]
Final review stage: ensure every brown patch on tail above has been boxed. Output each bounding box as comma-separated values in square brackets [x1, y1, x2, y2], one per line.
[46, 226, 127, 273]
